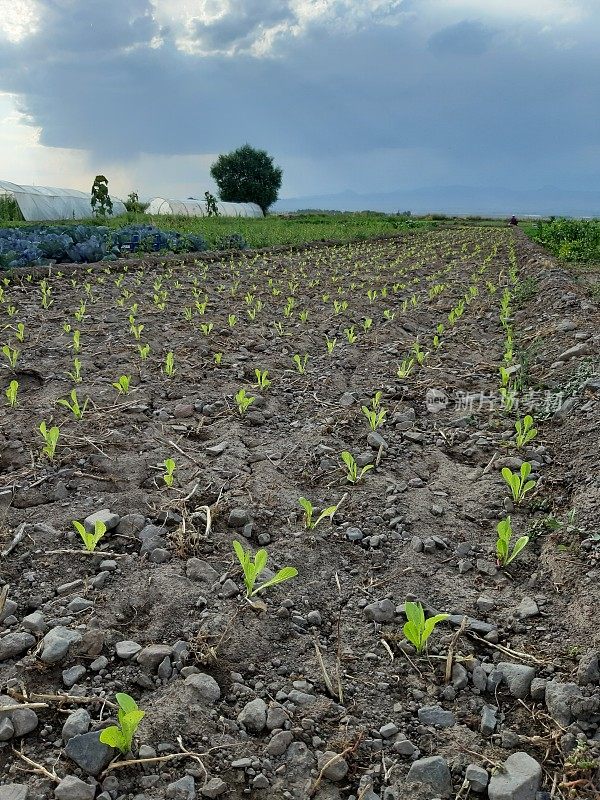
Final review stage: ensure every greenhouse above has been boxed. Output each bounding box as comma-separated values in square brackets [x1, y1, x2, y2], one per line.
[0, 179, 126, 222]
[147, 197, 263, 217]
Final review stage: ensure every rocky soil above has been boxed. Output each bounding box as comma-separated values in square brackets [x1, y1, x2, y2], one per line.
[0, 227, 599, 800]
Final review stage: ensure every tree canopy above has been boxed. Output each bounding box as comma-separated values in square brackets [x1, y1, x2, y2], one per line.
[210, 145, 282, 214]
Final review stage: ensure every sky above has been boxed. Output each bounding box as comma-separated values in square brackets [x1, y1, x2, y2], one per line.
[0, 0, 598, 203]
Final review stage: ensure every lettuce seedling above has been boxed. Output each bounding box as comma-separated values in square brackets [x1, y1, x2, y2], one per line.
[232, 540, 298, 598]
[57, 389, 89, 420]
[235, 388, 255, 416]
[14, 323, 25, 342]
[99, 693, 145, 754]
[402, 601, 449, 654]
[325, 336, 337, 355]
[254, 369, 271, 390]
[112, 375, 131, 395]
[163, 458, 176, 487]
[496, 516, 529, 567]
[73, 519, 107, 552]
[67, 358, 83, 384]
[39, 421, 60, 459]
[343, 327, 358, 344]
[514, 415, 537, 449]
[2, 344, 19, 369]
[340, 451, 373, 484]
[501, 462, 536, 503]
[5, 380, 18, 408]
[292, 354, 308, 374]
[298, 497, 338, 529]
[163, 351, 175, 377]
[138, 343, 150, 360]
[396, 358, 415, 379]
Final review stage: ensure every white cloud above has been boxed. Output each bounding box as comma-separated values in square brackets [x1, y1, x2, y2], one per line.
[0, 0, 41, 42]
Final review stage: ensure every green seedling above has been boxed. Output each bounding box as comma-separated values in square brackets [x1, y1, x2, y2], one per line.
[129, 317, 144, 340]
[325, 336, 337, 355]
[232, 540, 298, 599]
[72, 330, 81, 354]
[214, 352, 223, 365]
[39, 421, 60, 459]
[501, 462, 536, 504]
[340, 451, 374, 484]
[2, 344, 19, 368]
[5, 380, 18, 407]
[138, 343, 150, 361]
[74, 300, 87, 322]
[292, 354, 308, 374]
[344, 326, 358, 344]
[73, 519, 107, 552]
[496, 516, 529, 567]
[361, 393, 386, 431]
[298, 497, 338, 530]
[162, 458, 176, 487]
[299, 310, 309, 323]
[40, 279, 53, 309]
[411, 341, 427, 365]
[228, 313, 237, 328]
[500, 386, 517, 412]
[163, 351, 175, 377]
[57, 389, 89, 420]
[396, 358, 415, 379]
[514, 415, 537, 449]
[200, 322, 214, 336]
[14, 323, 25, 342]
[362, 317, 373, 333]
[402, 601, 449, 654]
[112, 375, 131, 395]
[235, 388, 255, 416]
[254, 369, 271, 390]
[99, 693, 145, 755]
[67, 358, 82, 384]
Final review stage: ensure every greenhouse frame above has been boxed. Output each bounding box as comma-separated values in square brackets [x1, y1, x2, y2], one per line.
[0, 180, 126, 222]
[146, 197, 263, 217]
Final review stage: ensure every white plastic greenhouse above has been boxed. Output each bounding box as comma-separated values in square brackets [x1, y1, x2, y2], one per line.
[0, 180, 126, 222]
[147, 197, 263, 218]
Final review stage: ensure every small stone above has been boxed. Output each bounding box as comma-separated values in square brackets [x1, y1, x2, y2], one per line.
[379, 722, 399, 739]
[530, 678, 547, 701]
[62, 709, 91, 743]
[137, 644, 173, 670]
[465, 764, 489, 793]
[83, 509, 119, 532]
[186, 558, 218, 584]
[367, 431, 387, 449]
[0, 632, 35, 661]
[200, 778, 227, 798]
[0, 786, 29, 800]
[407, 756, 453, 797]
[228, 508, 251, 528]
[0, 695, 38, 737]
[481, 705, 497, 736]
[515, 597, 539, 619]
[576, 651, 600, 685]
[237, 697, 267, 733]
[115, 640, 142, 659]
[545, 680, 582, 727]
[40, 627, 82, 664]
[184, 673, 221, 704]
[418, 706, 455, 727]
[166, 775, 196, 799]
[266, 730, 293, 756]
[65, 731, 115, 775]
[487, 752, 541, 800]
[62, 665, 87, 688]
[22, 611, 47, 634]
[252, 775, 269, 789]
[364, 599, 395, 623]
[54, 775, 96, 800]
[498, 662, 536, 699]
[115, 513, 146, 535]
[317, 751, 349, 781]
[346, 527, 364, 542]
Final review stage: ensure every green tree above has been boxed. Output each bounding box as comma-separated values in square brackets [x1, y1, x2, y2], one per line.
[91, 175, 113, 218]
[210, 144, 282, 215]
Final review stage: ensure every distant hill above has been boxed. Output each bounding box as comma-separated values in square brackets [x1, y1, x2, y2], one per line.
[274, 185, 600, 218]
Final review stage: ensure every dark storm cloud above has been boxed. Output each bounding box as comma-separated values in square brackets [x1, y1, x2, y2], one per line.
[0, 0, 599, 191]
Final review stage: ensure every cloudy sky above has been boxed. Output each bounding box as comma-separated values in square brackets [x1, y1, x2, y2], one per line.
[0, 0, 598, 202]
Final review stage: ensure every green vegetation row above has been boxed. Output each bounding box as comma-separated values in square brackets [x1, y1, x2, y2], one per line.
[525, 217, 600, 262]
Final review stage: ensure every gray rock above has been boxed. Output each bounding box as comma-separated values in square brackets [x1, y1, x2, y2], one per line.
[558, 342, 592, 361]
[530, 678, 547, 701]
[466, 764, 489, 793]
[228, 508, 251, 527]
[62, 665, 87, 688]
[21, 611, 47, 634]
[54, 775, 96, 800]
[317, 751, 349, 781]
[115, 513, 146, 535]
[237, 697, 267, 733]
[266, 730, 294, 756]
[481, 705, 497, 736]
[166, 775, 196, 799]
[472, 666, 488, 691]
[346, 527, 364, 542]
[515, 597, 539, 619]
[0, 786, 29, 800]
[498, 662, 536, 699]
[137, 644, 173, 670]
[0, 695, 38, 737]
[545, 680, 582, 726]
[418, 705, 455, 727]
[0, 600, 17, 623]
[0, 717, 14, 740]
[0, 632, 35, 661]
[186, 558, 218, 584]
[184, 673, 221, 704]
[367, 431, 388, 449]
[364, 599, 395, 623]
[115, 640, 142, 659]
[65, 731, 115, 775]
[577, 651, 600, 685]
[62, 709, 91, 743]
[392, 735, 417, 756]
[84, 509, 120, 532]
[379, 722, 399, 739]
[200, 778, 227, 798]
[40, 627, 82, 664]
[451, 663, 468, 689]
[487, 752, 541, 800]
[407, 756, 453, 797]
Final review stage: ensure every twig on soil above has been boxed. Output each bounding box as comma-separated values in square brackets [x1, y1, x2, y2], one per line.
[468, 633, 545, 665]
[102, 737, 235, 776]
[11, 746, 61, 784]
[0, 584, 9, 616]
[308, 735, 364, 797]
[1, 523, 27, 558]
[0, 702, 49, 712]
[445, 615, 468, 683]
[42, 549, 126, 558]
[8, 689, 118, 710]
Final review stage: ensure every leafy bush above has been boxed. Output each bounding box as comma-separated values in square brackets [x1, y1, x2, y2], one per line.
[0, 223, 210, 270]
[531, 218, 600, 262]
[215, 233, 248, 250]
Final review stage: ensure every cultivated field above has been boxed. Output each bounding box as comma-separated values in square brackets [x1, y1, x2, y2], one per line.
[1, 227, 599, 799]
